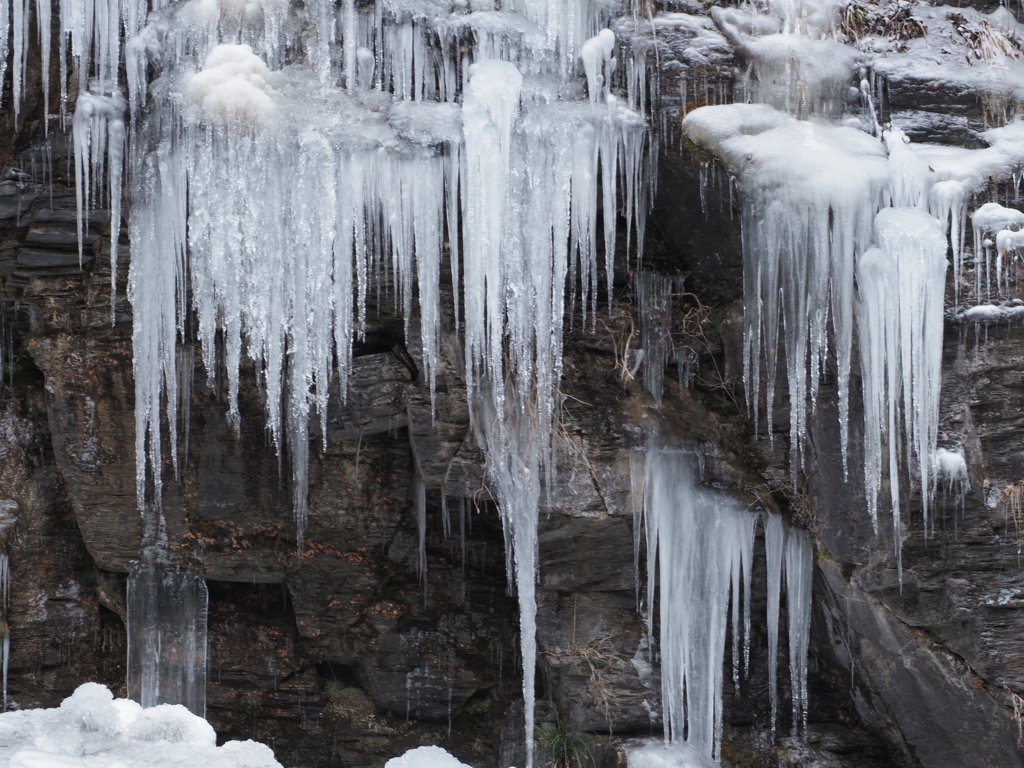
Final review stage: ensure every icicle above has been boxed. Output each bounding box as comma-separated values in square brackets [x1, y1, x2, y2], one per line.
[856, 246, 898, 536]
[784, 528, 812, 740]
[629, 449, 645, 610]
[929, 180, 966, 303]
[856, 209, 946, 581]
[764, 512, 784, 735]
[35, 0, 51, 129]
[12, 0, 29, 121]
[730, 512, 755, 695]
[415, 475, 427, 581]
[73, 90, 126, 313]
[875, 208, 947, 553]
[0, 0, 8, 108]
[1, 620, 8, 713]
[637, 272, 675, 407]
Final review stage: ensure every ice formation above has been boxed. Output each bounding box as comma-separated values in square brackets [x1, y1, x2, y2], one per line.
[933, 447, 970, 507]
[784, 528, 812, 739]
[580, 28, 616, 104]
[0, 683, 280, 768]
[127, 558, 209, 716]
[971, 202, 1024, 301]
[636, 272, 677, 407]
[641, 446, 811, 761]
[684, 101, 954, 580]
[764, 512, 783, 734]
[856, 209, 947, 558]
[675, 0, 1024, 588]
[15, 0, 653, 755]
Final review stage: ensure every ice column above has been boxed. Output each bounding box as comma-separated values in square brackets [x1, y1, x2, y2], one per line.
[764, 511, 784, 734]
[127, 552, 209, 716]
[0, 0, 8, 108]
[785, 528, 812, 739]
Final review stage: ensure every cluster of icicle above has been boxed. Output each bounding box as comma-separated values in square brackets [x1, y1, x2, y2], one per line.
[3, 0, 653, 759]
[678, 0, 1024, 581]
[683, 101, 953, 580]
[637, 446, 812, 763]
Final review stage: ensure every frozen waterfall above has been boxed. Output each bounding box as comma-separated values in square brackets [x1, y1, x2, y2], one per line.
[6, 0, 651, 755]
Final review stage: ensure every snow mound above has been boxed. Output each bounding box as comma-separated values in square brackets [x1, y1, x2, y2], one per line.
[185, 44, 276, 125]
[624, 739, 718, 768]
[0, 683, 280, 768]
[384, 747, 473, 768]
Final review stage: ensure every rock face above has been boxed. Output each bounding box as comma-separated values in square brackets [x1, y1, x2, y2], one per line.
[4, 4, 1024, 768]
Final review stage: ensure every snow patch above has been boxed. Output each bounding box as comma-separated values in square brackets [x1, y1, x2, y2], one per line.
[185, 44, 276, 125]
[0, 684, 279, 768]
[384, 747, 473, 768]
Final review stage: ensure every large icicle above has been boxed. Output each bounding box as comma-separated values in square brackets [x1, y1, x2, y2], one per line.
[0, 0, 8, 108]
[877, 209, 947, 542]
[462, 60, 543, 768]
[785, 528, 812, 739]
[763, 511, 784, 734]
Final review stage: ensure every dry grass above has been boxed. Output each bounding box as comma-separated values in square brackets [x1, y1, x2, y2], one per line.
[542, 596, 624, 733]
[998, 480, 1024, 563]
[1006, 685, 1024, 747]
[948, 13, 1023, 64]
[841, 1, 927, 44]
